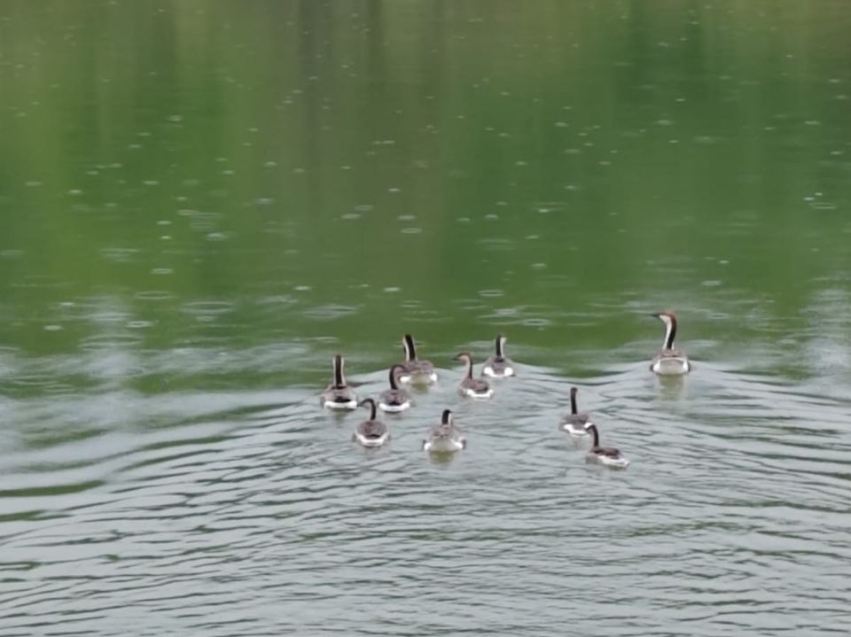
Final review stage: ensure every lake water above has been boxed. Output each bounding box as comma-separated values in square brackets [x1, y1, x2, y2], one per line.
[2, 1, 851, 635]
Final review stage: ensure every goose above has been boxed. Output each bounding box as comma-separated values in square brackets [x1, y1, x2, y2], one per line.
[378, 364, 413, 413]
[423, 409, 466, 452]
[559, 387, 591, 437]
[352, 398, 390, 447]
[454, 352, 493, 399]
[399, 334, 438, 384]
[584, 423, 629, 469]
[320, 354, 358, 410]
[482, 334, 516, 378]
[650, 310, 691, 376]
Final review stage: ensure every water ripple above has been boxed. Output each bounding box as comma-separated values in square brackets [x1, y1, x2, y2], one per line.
[2, 364, 851, 636]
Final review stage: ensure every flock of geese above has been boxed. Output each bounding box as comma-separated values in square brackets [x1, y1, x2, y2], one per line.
[320, 311, 691, 469]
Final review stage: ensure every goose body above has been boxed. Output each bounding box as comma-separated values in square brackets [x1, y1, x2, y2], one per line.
[650, 311, 691, 375]
[423, 409, 466, 452]
[378, 364, 413, 413]
[559, 387, 591, 437]
[399, 334, 438, 384]
[352, 399, 390, 448]
[482, 334, 516, 378]
[584, 423, 629, 469]
[455, 352, 493, 399]
[320, 354, 359, 410]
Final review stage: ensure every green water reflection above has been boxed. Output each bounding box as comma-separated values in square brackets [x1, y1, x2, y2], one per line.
[1, 0, 850, 378]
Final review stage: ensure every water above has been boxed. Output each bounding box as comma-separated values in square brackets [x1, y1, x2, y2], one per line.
[2, 1, 851, 635]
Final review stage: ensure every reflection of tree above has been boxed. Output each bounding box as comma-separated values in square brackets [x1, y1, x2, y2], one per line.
[1, 0, 849, 351]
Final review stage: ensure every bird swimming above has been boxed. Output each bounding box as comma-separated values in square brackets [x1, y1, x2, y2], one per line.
[399, 334, 438, 384]
[454, 352, 493, 399]
[482, 334, 515, 378]
[650, 310, 691, 375]
[320, 354, 358, 410]
[584, 423, 629, 469]
[423, 409, 466, 452]
[378, 364, 413, 413]
[352, 398, 390, 448]
[559, 387, 591, 437]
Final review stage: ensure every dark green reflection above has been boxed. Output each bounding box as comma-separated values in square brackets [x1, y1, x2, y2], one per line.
[1, 0, 849, 386]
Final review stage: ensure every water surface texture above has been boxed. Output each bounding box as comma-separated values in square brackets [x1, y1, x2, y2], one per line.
[2, 2, 851, 635]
